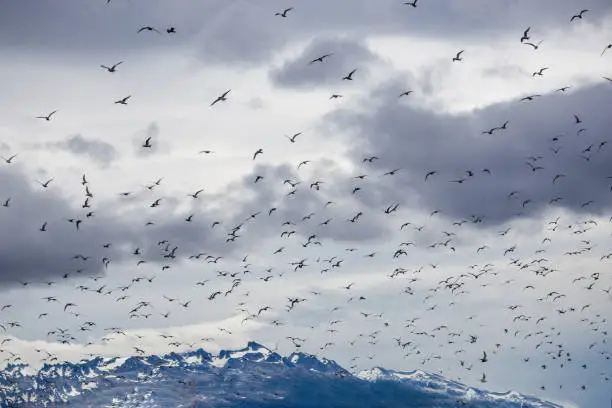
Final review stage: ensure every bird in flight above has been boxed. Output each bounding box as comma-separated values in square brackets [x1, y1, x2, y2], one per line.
[532, 67, 549, 77]
[188, 189, 204, 199]
[523, 40, 543, 50]
[36, 110, 57, 121]
[403, 0, 418, 7]
[137, 26, 161, 34]
[275, 7, 293, 17]
[398, 90, 413, 98]
[520, 27, 531, 43]
[38, 178, 54, 188]
[308, 53, 333, 64]
[100, 61, 123, 73]
[2, 154, 17, 164]
[342, 69, 357, 81]
[425, 170, 438, 181]
[211, 90, 231, 106]
[520, 94, 541, 101]
[142, 137, 153, 148]
[285, 133, 301, 143]
[452, 50, 464, 62]
[115, 96, 131, 105]
[602, 44, 612, 56]
[570, 9, 589, 22]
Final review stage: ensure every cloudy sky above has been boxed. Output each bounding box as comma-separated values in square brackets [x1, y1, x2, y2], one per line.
[0, 1, 611, 407]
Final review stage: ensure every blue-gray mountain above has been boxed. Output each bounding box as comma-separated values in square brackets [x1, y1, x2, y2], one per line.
[0, 342, 563, 407]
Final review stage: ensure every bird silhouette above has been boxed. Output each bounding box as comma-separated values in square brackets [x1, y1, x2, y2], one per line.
[36, 111, 57, 121]
[211, 90, 231, 106]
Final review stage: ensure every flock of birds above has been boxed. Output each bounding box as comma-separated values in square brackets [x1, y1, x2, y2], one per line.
[1, 2, 611, 406]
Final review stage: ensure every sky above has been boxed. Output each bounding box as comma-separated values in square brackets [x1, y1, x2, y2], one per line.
[0, 1, 611, 407]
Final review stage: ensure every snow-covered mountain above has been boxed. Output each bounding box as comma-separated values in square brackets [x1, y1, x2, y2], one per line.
[0, 342, 563, 407]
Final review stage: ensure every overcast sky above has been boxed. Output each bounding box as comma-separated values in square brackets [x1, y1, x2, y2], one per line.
[0, 1, 611, 407]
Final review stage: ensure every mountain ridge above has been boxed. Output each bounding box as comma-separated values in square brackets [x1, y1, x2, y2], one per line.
[0, 341, 564, 407]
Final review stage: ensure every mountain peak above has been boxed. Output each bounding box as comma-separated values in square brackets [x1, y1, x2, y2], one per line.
[0, 343, 562, 408]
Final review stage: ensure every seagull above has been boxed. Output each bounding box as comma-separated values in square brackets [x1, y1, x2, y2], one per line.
[532, 67, 549, 77]
[100, 61, 123, 72]
[520, 27, 531, 43]
[2, 154, 17, 164]
[404, 0, 418, 7]
[188, 189, 204, 199]
[570, 9, 589, 22]
[452, 50, 464, 62]
[308, 53, 333, 64]
[523, 40, 543, 50]
[275, 7, 293, 17]
[253, 148, 263, 160]
[520, 94, 541, 101]
[38, 178, 54, 188]
[602, 44, 612, 56]
[285, 133, 301, 143]
[36, 111, 57, 121]
[142, 137, 153, 148]
[114, 96, 131, 105]
[342, 69, 357, 81]
[425, 171, 438, 181]
[398, 90, 413, 98]
[137, 26, 161, 34]
[211, 90, 231, 106]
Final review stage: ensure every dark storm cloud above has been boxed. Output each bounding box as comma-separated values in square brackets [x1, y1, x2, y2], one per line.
[0, 154, 395, 287]
[326, 78, 612, 226]
[0, 0, 182, 53]
[45, 134, 117, 166]
[0, 165, 132, 286]
[269, 37, 379, 89]
[2, 0, 611, 64]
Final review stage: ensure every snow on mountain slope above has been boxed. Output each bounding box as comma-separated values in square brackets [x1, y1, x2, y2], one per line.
[357, 367, 562, 407]
[0, 342, 563, 407]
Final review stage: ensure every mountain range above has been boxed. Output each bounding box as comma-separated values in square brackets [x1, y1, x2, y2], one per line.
[0, 342, 564, 407]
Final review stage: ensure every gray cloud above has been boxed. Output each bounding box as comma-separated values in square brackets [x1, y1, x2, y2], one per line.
[45, 134, 117, 166]
[269, 37, 378, 89]
[2, 1, 611, 65]
[0, 165, 129, 286]
[326, 78, 612, 226]
[1, 3, 611, 407]
[0, 156, 393, 287]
